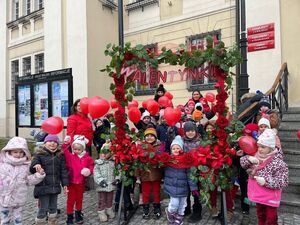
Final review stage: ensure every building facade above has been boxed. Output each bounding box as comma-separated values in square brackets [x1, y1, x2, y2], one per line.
[0, 0, 118, 137]
[0, 0, 299, 138]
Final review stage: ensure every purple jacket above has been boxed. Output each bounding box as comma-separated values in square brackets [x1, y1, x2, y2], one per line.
[240, 150, 288, 207]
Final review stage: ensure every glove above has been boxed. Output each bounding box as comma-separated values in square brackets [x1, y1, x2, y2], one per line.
[192, 190, 199, 197]
[112, 179, 120, 186]
[248, 156, 259, 164]
[81, 168, 91, 177]
[99, 180, 108, 188]
[254, 176, 266, 186]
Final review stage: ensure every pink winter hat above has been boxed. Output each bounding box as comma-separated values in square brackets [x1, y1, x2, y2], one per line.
[257, 128, 276, 149]
[2, 136, 31, 158]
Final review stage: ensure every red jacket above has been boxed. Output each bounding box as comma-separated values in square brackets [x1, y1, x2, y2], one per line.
[62, 144, 94, 184]
[67, 113, 93, 147]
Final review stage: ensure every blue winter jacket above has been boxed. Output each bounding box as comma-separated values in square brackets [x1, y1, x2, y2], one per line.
[164, 166, 197, 197]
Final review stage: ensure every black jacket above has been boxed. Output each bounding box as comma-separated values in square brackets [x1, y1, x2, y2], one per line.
[93, 119, 111, 150]
[30, 146, 69, 198]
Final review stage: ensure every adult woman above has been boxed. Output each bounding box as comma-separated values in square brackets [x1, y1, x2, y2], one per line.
[66, 99, 94, 156]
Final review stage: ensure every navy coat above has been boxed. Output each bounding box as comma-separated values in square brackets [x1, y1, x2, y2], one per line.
[164, 166, 197, 198]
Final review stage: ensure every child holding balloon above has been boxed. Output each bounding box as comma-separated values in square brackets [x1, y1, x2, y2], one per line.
[240, 129, 288, 225]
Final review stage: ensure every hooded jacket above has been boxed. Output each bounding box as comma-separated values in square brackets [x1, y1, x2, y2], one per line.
[0, 139, 45, 207]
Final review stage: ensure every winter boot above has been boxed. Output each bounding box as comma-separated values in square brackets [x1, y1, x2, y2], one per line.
[66, 214, 74, 225]
[188, 203, 202, 223]
[165, 208, 175, 224]
[153, 203, 161, 219]
[174, 213, 184, 225]
[74, 210, 84, 224]
[240, 212, 250, 225]
[106, 207, 116, 219]
[98, 210, 108, 222]
[35, 218, 46, 225]
[48, 213, 58, 225]
[142, 204, 150, 219]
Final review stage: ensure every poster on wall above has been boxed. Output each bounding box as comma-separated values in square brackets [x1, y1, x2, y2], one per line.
[34, 83, 48, 126]
[18, 85, 31, 126]
[52, 80, 69, 122]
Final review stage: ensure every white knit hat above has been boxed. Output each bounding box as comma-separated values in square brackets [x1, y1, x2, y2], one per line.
[141, 110, 151, 120]
[257, 129, 276, 149]
[258, 117, 271, 128]
[72, 135, 89, 149]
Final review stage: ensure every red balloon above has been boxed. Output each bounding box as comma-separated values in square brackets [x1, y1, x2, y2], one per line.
[80, 97, 90, 114]
[238, 136, 258, 156]
[158, 96, 170, 108]
[88, 98, 110, 119]
[142, 99, 151, 109]
[146, 100, 160, 116]
[164, 92, 173, 100]
[128, 100, 139, 110]
[128, 107, 141, 123]
[205, 92, 215, 103]
[297, 130, 300, 139]
[110, 99, 118, 109]
[41, 116, 64, 134]
[164, 107, 181, 126]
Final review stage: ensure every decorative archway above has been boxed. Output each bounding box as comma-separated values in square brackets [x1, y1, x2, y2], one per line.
[101, 35, 244, 199]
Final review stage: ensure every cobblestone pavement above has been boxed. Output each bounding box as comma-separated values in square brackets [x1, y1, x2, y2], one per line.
[23, 187, 300, 225]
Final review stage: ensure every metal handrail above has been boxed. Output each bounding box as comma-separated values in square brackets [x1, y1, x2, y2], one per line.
[237, 63, 289, 122]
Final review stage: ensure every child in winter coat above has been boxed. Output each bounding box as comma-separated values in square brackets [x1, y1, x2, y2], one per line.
[182, 121, 202, 223]
[0, 137, 45, 225]
[63, 135, 94, 224]
[164, 135, 198, 225]
[93, 142, 119, 222]
[136, 127, 163, 219]
[93, 118, 111, 156]
[30, 134, 69, 225]
[240, 129, 289, 225]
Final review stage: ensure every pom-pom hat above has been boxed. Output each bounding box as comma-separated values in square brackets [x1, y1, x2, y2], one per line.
[257, 129, 276, 149]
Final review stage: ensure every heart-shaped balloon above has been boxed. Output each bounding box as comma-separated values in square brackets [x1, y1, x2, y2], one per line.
[164, 107, 181, 126]
[238, 136, 258, 156]
[41, 116, 64, 134]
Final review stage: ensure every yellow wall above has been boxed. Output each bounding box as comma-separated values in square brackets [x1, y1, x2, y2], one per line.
[160, 0, 183, 20]
[86, 0, 118, 100]
[9, 39, 44, 59]
[125, 8, 236, 110]
[11, 27, 19, 39]
[22, 22, 31, 35]
[280, 0, 300, 106]
[34, 17, 44, 31]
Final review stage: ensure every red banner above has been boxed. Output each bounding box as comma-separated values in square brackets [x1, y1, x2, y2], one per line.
[248, 31, 274, 44]
[247, 23, 274, 35]
[248, 40, 275, 52]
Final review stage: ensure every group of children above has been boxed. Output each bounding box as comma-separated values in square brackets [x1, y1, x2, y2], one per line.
[0, 90, 289, 225]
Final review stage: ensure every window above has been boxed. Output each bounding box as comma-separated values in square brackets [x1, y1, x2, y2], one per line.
[22, 56, 31, 76]
[11, 60, 19, 99]
[12, 0, 19, 20]
[134, 44, 158, 95]
[186, 31, 221, 90]
[26, 0, 31, 15]
[35, 53, 44, 73]
[35, 0, 43, 10]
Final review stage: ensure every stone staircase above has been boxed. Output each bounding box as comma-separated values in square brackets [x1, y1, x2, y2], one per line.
[278, 107, 300, 214]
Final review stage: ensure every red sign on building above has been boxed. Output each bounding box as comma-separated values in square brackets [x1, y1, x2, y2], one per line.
[247, 23, 275, 52]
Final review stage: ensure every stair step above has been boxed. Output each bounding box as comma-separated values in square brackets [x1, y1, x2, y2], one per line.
[278, 130, 298, 139]
[281, 138, 300, 149]
[280, 193, 300, 215]
[279, 121, 300, 130]
[288, 163, 300, 176]
[284, 177, 300, 193]
[283, 149, 300, 163]
[282, 113, 300, 121]
[286, 107, 300, 113]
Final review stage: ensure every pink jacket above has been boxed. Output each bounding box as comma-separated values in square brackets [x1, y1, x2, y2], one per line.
[0, 152, 45, 207]
[240, 150, 289, 207]
[62, 144, 94, 184]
